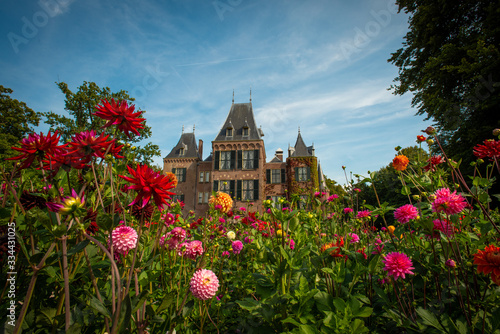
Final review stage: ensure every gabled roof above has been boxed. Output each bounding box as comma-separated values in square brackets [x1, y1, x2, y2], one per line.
[165, 132, 200, 159]
[290, 132, 312, 157]
[214, 103, 262, 141]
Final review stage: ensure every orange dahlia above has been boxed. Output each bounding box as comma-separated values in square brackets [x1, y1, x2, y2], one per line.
[209, 191, 233, 213]
[392, 155, 409, 171]
[320, 237, 344, 257]
[165, 172, 178, 188]
[473, 245, 500, 285]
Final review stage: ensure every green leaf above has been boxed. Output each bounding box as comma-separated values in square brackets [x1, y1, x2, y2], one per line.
[155, 291, 176, 315]
[118, 294, 132, 332]
[282, 317, 302, 327]
[416, 307, 445, 331]
[88, 295, 111, 319]
[236, 299, 260, 311]
[332, 298, 346, 312]
[298, 324, 317, 334]
[350, 318, 369, 333]
[131, 290, 150, 314]
[67, 240, 90, 256]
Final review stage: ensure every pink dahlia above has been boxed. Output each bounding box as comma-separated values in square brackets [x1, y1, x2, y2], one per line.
[356, 210, 371, 219]
[394, 204, 418, 224]
[232, 240, 244, 254]
[348, 233, 360, 243]
[170, 227, 187, 242]
[432, 219, 455, 239]
[184, 240, 204, 260]
[431, 188, 467, 215]
[382, 252, 415, 280]
[190, 269, 219, 300]
[343, 207, 353, 214]
[111, 225, 138, 255]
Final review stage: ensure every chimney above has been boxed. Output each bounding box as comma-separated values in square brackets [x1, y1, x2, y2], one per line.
[276, 148, 283, 161]
[198, 139, 203, 159]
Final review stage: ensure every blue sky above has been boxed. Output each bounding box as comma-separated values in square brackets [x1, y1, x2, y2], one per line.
[1, 0, 430, 184]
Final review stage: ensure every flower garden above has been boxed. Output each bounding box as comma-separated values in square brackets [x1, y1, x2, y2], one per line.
[1, 100, 499, 333]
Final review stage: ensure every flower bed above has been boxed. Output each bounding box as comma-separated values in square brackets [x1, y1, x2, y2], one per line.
[1, 102, 499, 333]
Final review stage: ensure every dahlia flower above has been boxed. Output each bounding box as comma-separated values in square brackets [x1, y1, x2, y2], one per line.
[119, 164, 176, 210]
[473, 245, 500, 285]
[227, 231, 236, 240]
[184, 240, 204, 260]
[209, 192, 233, 213]
[394, 204, 418, 224]
[416, 135, 426, 143]
[190, 269, 219, 300]
[232, 240, 243, 254]
[433, 219, 455, 239]
[94, 99, 145, 137]
[343, 208, 353, 214]
[473, 139, 500, 160]
[356, 210, 372, 219]
[320, 238, 344, 258]
[392, 155, 409, 171]
[66, 130, 121, 160]
[111, 225, 138, 255]
[424, 155, 445, 172]
[431, 188, 467, 215]
[8, 131, 65, 169]
[382, 252, 415, 280]
[348, 233, 360, 243]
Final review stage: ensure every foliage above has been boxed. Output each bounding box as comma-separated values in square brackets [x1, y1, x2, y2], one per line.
[389, 0, 500, 171]
[0, 85, 41, 160]
[43, 81, 160, 165]
[1, 108, 500, 333]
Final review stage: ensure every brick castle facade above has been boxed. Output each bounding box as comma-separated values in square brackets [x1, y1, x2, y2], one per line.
[163, 97, 327, 215]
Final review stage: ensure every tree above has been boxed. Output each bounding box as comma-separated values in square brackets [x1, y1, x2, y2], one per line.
[0, 85, 41, 159]
[389, 0, 500, 169]
[43, 81, 161, 165]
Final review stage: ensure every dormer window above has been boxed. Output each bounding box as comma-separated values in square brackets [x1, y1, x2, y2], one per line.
[242, 127, 249, 137]
[226, 128, 233, 137]
[179, 147, 185, 156]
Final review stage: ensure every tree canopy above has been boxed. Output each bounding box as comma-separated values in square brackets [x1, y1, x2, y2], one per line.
[0, 85, 41, 160]
[43, 81, 161, 165]
[389, 0, 500, 168]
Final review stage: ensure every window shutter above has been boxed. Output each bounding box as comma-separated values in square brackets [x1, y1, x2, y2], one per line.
[307, 166, 311, 181]
[236, 180, 242, 200]
[182, 168, 186, 182]
[230, 150, 236, 170]
[230, 180, 235, 198]
[213, 181, 219, 192]
[295, 167, 299, 181]
[214, 151, 220, 170]
[253, 149, 259, 169]
[266, 169, 271, 184]
[281, 169, 286, 183]
[253, 179, 259, 200]
[172, 168, 176, 174]
[180, 195, 185, 202]
[237, 150, 242, 169]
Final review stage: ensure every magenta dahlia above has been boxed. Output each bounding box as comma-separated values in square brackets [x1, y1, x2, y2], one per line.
[382, 252, 415, 280]
[232, 240, 244, 254]
[394, 204, 418, 224]
[431, 188, 467, 215]
[190, 269, 219, 300]
[184, 240, 204, 260]
[111, 225, 138, 255]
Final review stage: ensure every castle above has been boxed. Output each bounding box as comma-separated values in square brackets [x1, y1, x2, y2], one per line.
[163, 95, 328, 215]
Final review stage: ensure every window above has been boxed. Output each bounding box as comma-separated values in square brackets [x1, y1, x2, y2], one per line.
[298, 195, 308, 209]
[237, 179, 259, 201]
[269, 195, 283, 209]
[226, 128, 233, 137]
[199, 171, 204, 183]
[242, 150, 256, 169]
[295, 167, 310, 182]
[199, 171, 210, 183]
[220, 181, 231, 193]
[242, 127, 249, 137]
[205, 172, 210, 183]
[242, 180, 254, 201]
[179, 147, 185, 156]
[172, 194, 185, 203]
[172, 168, 186, 182]
[204, 192, 209, 203]
[266, 169, 286, 184]
[220, 151, 232, 170]
[198, 192, 203, 204]
[213, 180, 235, 198]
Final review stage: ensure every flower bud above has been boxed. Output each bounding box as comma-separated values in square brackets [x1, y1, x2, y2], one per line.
[445, 259, 456, 268]
[493, 128, 500, 136]
[426, 139, 434, 145]
[423, 126, 436, 135]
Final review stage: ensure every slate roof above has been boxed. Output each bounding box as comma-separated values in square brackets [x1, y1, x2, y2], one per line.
[290, 132, 313, 157]
[165, 132, 200, 159]
[214, 103, 262, 141]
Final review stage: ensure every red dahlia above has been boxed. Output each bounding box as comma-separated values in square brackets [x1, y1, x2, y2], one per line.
[473, 139, 500, 160]
[66, 130, 121, 160]
[8, 131, 65, 169]
[94, 99, 145, 138]
[119, 164, 176, 210]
